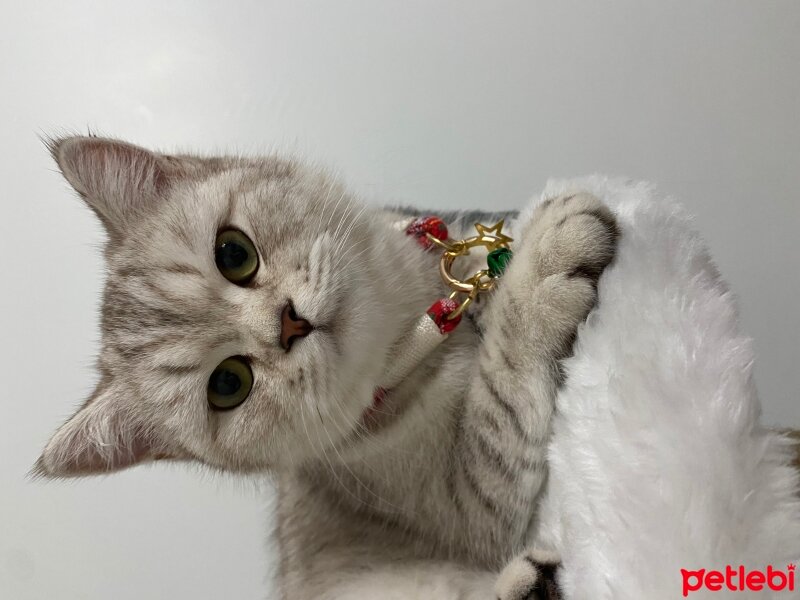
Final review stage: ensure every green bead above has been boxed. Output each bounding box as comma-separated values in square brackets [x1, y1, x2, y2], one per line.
[487, 247, 513, 277]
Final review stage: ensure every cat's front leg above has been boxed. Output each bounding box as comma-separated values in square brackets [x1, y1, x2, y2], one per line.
[277, 472, 499, 600]
[447, 192, 619, 556]
[495, 547, 561, 600]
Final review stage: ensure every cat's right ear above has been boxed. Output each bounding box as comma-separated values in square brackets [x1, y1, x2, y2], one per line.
[48, 136, 171, 236]
[34, 378, 176, 478]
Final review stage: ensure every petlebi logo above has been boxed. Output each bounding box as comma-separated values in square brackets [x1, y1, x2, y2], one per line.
[681, 564, 795, 596]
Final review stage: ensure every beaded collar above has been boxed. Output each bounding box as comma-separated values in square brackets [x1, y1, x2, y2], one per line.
[365, 216, 514, 421]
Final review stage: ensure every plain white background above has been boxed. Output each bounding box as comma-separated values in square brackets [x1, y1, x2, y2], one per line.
[1, 2, 798, 599]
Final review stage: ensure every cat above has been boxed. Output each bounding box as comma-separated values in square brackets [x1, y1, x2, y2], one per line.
[36, 136, 618, 600]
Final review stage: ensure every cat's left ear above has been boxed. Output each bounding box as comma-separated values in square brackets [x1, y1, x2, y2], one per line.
[49, 136, 175, 236]
[34, 379, 177, 478]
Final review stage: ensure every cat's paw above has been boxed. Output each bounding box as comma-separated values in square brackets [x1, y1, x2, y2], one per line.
[494, 549, 561, 600]
[525, 191, 619, 286]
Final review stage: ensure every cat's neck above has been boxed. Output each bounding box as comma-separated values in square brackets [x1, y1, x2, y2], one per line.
[302, 320, 477, 536]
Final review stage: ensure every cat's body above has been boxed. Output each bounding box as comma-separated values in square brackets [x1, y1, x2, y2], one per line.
[37, 137, 617, 600]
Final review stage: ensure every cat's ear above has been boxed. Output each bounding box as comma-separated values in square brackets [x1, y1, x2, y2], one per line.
[48, 136, 172, 235]
[35, 380, 174, 478]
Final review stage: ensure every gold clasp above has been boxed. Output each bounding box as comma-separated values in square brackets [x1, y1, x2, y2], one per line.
[435, 220, 513, 319]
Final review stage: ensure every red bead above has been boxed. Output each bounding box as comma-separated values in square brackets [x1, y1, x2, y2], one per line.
[426, 298, 462, 334]
[406, 216, 449, 250]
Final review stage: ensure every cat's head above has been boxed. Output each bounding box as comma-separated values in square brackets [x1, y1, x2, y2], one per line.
[36, 136, 411, 477]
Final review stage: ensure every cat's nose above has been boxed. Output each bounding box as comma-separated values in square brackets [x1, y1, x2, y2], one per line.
[280, 302, 313, 352]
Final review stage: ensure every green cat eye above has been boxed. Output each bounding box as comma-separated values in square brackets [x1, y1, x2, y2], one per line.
[208, 357, 253, 411]
[215, 229, 259, 284]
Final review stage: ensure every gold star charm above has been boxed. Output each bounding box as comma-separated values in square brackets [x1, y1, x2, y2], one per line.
[474, 220, 513, 249]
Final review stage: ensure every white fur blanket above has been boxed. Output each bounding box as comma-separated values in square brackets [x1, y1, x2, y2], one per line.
[527, 178, 800, 599]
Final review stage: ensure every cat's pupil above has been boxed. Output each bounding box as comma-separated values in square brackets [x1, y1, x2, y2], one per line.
[216, 242, 248, 270]
[210, 369, 241, 396]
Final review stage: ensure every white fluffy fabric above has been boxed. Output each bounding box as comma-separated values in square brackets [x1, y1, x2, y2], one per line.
[528, 177, 800, 599]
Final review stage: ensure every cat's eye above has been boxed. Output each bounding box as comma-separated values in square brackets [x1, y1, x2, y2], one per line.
[208, 357, 253, 410]
[215, 229, 259, 284]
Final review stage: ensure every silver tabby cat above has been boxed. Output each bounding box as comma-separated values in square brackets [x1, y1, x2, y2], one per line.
[37, 137, 618, 600]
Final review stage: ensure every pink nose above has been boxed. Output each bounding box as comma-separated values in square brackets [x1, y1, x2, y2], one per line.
[280, 303, 313, 351]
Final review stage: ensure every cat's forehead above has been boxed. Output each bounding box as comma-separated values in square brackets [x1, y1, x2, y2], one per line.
[98, 262, 235, 370]
[96, 175, 243, 369]
[118, 163, 329, 255]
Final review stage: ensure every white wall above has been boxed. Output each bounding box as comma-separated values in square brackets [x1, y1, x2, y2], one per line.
[1, 2, 798, 599]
